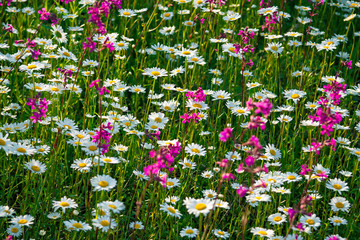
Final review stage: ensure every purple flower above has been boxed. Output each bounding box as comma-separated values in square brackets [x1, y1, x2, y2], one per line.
[300, 165, 310, 176]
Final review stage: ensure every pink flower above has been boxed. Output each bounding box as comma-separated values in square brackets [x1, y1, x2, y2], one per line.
[236, 186, 248, 197]
[219, 128, 233, 142]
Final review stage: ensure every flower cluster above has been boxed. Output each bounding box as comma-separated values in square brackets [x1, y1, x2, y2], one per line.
[246, 98, 272, 130]
[89, 79, 110, 95]
[87, 0, 122, 35]
[92, 122, 113, 154]
[144, 142, 181, 185]
[26, 93, 49, 123]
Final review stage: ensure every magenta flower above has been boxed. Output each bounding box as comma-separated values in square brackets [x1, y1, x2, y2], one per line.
[26, 94, 49, 123]
[219, 128, 233, 142]
[38, 8, 50, 21]
[222, 173, 236, 180]
[300, 165, 310, 176]
[236, 186, 248, 197]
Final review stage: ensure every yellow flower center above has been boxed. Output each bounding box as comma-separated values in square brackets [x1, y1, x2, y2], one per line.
[287, 175, 296, 180]
[103, 158, 112, 163]
[151, 71, 160, 76]
[18, 219, 27, 224]
[31, 166, 40, 172]
[77, 134, 84, 139]
[100, 220, 110, 226]
[333, 184, 342, 190]
[134, 223, 141, 229]
[291, 94, 300, 99]
[208, 194, 213, 198]
[123, 11, 131, 16]
[63, 52, 70, 57]
[192, 103, 202, 108]
[88, 145, 97, 151]
[228, 47, 236, 53]
[192, 148, 200, 153]
[195, 203, 207, 210]
[17, 147, 26, 153]
[218, 231, 225, 235]
[270, 149, 276, 155]
[336, 202, 344, 208]
[274, 216, 282, 222]
[271, 46, 278, 51]
[184, 162, 192, 167]
[334, 219, 342, 223]
[51, 87, 59, 92]
[164, 13, 171, 17]
[27, 64, 37, 69]
[154, 117, 162, 123]
[186, 22, 193, 26]
[11, 227, 19, 233]
[166, 181, 174, 186]
[258, 231, 267, 235]
[164, 106, 171, 110]
[0, 139, 6, 145]
[167, 207, 176, 214]
[78, 163, 87, 168]
[186, 229, 194, 234]
[60, 202, 69, 207]
[306, 219, 315, 225]
[354, 151, 360, 155]
[108, 204, 117, 209]
[217, 95, 224, 99]
[99, 181, 109, 187]
[73, 222, 83, 228]
[38, 148, 45, 152]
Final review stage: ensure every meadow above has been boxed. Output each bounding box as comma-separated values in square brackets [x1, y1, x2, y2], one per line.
[0, 0, 360, 239]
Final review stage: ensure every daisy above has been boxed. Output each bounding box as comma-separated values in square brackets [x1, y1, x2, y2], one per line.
[51, 25, 67, 43]
[326, 178, 349, 194]
[180, 226, 198, 238]
[24, 159, 46, 174]
[64, 220, 92, 231]
[90, 175, 117, 191]
[71, 158, 92, 172]
[98, 200, 125, 214]
[119, 9, 137, 17]
[129, 221, 144, 230]
[213, 229, 230, 239]
[264, 144, 281, 160]
[186, 100, 209, 111]
[265, 42, 284, 55]
[251, 227, 275, 238]
[201, 170, 214, 179]
[11, 215, 34, 227]
[7, 224, 22, 237]
[92, 216, 117, 232]
[183, 198, 214, 217]
[299, 214, 321, 229]
[143, 67, 168, 79]
[329, 197, 351, 212]
[329, 216, 347, 226]
[283, 89, 306, 103]
[164, 177, 181, 189]
[129, 85, 146, 94]
[212, 90, 231, 100]
[47, 212, 61, 219]
[185, 143, 206, 156]
[9, 143, 37, 156]
[160, 203, 182, 218]
[231, 107, 251, 117]
[165, 196, 180, 205]
[179, 158, 197, 169]
[0, 205, 15, 217]
[0, 132, 13, 149]
[52, 196, 78, 213]
[203, 189, 217, 199]
[284, 172, 302, 183]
